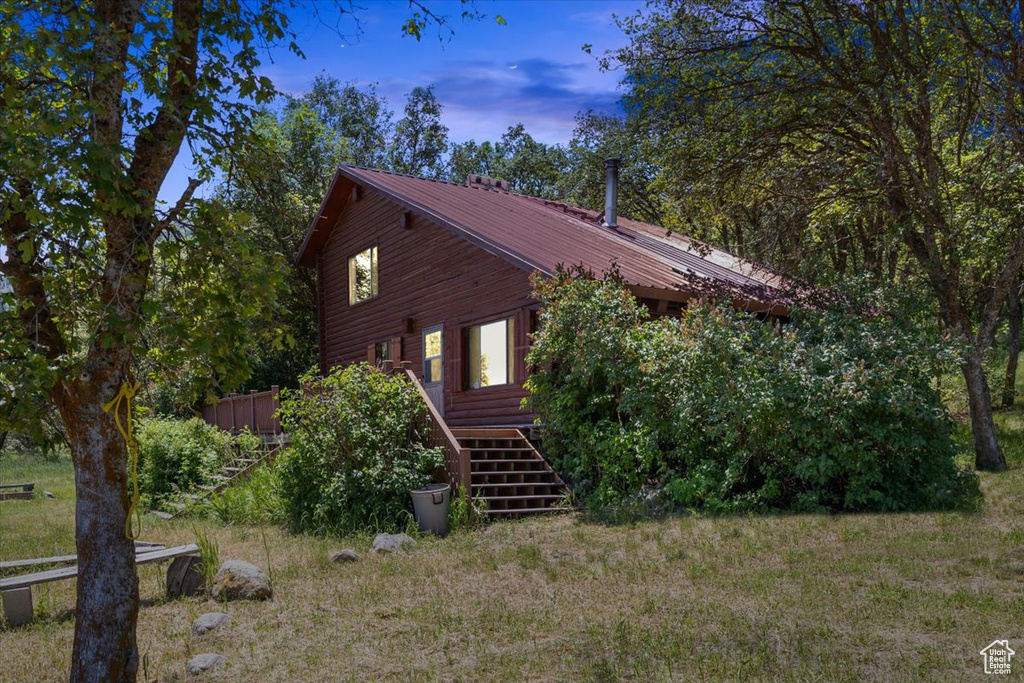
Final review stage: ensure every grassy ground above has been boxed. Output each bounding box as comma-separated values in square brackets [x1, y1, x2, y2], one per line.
[2, 419, 1023, 681]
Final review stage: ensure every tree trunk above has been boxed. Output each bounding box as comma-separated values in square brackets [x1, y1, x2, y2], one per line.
[963, 348, 1008, 471]
[1003, 280, 1021, 406]
[58, 375, 140, 683]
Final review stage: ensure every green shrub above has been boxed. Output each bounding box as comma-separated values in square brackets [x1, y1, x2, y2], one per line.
[277, 363, 444, 534]
[448, 484, 489, 531]
[191, 523, 220, 592]
[525, 268, 980, 513]
[201, 462, 286, 525]
[137, 417, 232, 506]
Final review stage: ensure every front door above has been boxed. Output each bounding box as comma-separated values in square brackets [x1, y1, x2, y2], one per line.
[422, 326, 444, 416]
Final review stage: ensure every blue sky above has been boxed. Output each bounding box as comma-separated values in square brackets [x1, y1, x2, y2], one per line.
[162, 0, 642, 201]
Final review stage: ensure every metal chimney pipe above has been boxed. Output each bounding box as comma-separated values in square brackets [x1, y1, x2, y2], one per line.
[602, 158, 620, 228]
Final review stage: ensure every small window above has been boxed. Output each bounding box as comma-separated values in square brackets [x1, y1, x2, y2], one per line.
[423, 328, 442, 384]
[374, 340, 391, 367]
[348, 246, 378, 305]
[467, 318, 514, 388]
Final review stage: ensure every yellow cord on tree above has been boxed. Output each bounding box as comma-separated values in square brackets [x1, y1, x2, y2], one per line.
[103, 381, 142, 540]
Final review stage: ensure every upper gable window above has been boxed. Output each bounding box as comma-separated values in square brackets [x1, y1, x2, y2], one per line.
[348, 246, 378, 305]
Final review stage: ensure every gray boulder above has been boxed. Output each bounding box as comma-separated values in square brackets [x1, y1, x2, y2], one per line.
[186, 653, 226, 676]
[211, 560, 272, 601]
[330, 549, 361, 563]
[372, 533, 415, 554]
[191, 612, 231, 636]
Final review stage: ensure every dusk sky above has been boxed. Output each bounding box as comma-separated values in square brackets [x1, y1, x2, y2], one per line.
[162, 0, 644, 201]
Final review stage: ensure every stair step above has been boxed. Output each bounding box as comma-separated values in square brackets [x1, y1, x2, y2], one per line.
[485, 506, 573, 516]
[466, 446, 534, 452]
[474, 478, 559, 485]
[479, 494, 564, 502]
[470, 454, 541, 461]
[451, 428, 523, 439]
[471, 458, 544, 465]
[472, 482, 560, 489]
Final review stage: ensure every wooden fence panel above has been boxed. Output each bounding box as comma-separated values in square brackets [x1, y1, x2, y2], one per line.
[201, 386, 281, 435]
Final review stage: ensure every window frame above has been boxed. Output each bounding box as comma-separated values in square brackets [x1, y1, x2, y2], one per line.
[423, 326, 443, 386]
[347, 244, 379, 306]
[464, 316, 515, 389]
[373, 340, 391, 368]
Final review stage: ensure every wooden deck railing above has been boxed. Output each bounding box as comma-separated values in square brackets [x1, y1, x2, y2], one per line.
[201, 386, 282, 435]
[402, 368, 471, 500]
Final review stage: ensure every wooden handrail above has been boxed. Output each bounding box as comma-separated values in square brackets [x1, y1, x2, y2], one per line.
[403, 368, 471, 501]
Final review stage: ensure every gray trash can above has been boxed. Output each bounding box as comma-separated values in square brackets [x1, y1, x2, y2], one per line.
[411, 483, 450, 536]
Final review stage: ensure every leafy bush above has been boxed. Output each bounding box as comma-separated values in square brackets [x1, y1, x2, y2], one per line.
[277, 363, 444, 534]
[525, 269, 980, 513]
[137, 417, 256, 507]
[201, 462, 287, 525]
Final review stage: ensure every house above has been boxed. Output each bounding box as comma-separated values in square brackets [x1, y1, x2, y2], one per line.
[295, 160, 792, 514]
[297, 160, 791, 426]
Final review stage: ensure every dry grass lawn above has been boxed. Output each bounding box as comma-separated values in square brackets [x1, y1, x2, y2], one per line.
[2, 417, 1023, 681]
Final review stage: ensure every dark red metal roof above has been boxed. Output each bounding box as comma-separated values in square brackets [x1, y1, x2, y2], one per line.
[298, 166, 796, 314]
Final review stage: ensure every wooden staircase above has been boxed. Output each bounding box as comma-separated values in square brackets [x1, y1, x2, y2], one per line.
[170, 433, 289, 517]
[450, 428, 569, 518]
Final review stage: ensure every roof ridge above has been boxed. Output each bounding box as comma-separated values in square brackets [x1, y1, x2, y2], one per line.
[342, 163, 521, 197]
[520, 195, 602, 224]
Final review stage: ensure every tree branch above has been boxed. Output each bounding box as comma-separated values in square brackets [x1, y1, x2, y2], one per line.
[153, 177, 202, 244]
[0, 178, 68, 360]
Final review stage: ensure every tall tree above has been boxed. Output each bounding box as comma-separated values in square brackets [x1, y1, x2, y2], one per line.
[389, 85, 449, 178]
[0, 2, 482, 680]
[561, 111, 664, 225]
[491, 123, 570, 199]
[447, 139, 501, 182]
[609, 0, 1024, 471]
[1003, 277, 1022, 407]
[298, 73, 394, 169]
[444, 124, 570, 201]
[215, 78, 397, 394]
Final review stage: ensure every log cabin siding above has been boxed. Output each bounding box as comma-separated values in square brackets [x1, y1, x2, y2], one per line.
[318, 186, 537, 426]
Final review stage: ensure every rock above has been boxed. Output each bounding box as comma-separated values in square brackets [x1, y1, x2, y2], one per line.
[624, 484, 667, 514]
[186, 653, 226, 676]
[191, 612, 231, 636]
[211, 560, 272, 601]
[149, 510, 174, 520]
[330, 549, 361, 563]
[42, 490, 57, 499]
[166, 555, 206, 598]
[372, 533, 415, 554]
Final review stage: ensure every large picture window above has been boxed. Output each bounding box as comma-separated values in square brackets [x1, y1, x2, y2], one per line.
[467, 318, 514, 388]
[348, 245, 378, 305]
